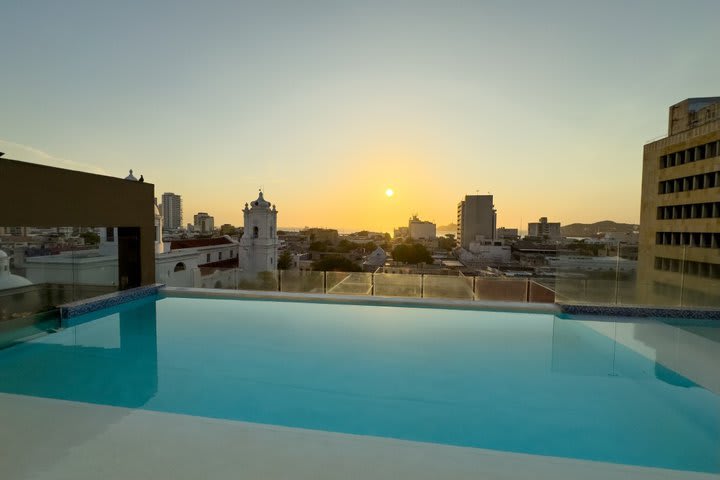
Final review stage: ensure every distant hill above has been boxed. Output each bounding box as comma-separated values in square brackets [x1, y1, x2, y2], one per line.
[438, 223, 457, 231]
[561, 220, 638, 237]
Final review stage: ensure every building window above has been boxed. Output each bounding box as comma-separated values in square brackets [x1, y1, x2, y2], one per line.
[655, 231, 719, 248]
[174, 262, 186, 272]
[659, 170, 720, 195]
[657, 201, 720, 220]
[106, 227, 114, 242]
[219, 252, 223, 260]
[659, 140, 720, 169]
[206, 253, 211, 263]
[253, 226, 259, 238]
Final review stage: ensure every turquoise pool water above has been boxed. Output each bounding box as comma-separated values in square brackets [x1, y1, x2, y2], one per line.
[0, 295, 718, 473]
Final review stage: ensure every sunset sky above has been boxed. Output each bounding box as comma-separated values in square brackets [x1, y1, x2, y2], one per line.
[2, 1, 719, 233]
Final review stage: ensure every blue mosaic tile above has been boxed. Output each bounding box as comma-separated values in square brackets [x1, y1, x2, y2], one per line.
[559, 303, 720, 320]
[60, 284, 164, 322]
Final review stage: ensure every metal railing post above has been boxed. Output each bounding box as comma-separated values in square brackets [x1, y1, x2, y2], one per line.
[679, 246, 687, 307]
[613, 241, 620, 305]
[525, 279, 530, 302]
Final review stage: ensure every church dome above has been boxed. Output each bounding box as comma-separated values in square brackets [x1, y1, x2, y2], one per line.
[251, 190, 271, 209]
[0, 250, 33, 290]
[124, 169, 137, 181]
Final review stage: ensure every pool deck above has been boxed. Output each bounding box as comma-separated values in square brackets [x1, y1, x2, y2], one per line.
[1, 393, 716, 480]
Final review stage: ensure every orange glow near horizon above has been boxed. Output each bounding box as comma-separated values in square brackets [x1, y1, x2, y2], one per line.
[160, 140, 640, 234]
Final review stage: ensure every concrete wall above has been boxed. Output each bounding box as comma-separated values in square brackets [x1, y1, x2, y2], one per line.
[0, 159, 156, 286]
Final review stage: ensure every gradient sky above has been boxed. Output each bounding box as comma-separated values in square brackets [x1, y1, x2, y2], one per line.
[2, 1, 719, 233]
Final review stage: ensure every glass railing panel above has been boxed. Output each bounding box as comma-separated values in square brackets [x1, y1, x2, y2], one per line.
[196, 267, 238, 289]
[1, 225, 122, 342]
[553, 275, 584, 304]
[236, 271, 279, 291]
[680, 277, 720, 308]
[1, 224, 119, 295]
[551, 244, 635, 305]
[584, 279, 617, 304]
[422, 275, 473, 300]
[0, 285, 56, 323]
[634, 281, 682, 307]
[0, 310, 59, 349]
[325, 271, 372, 295]
[373, 272, 422, 298]
[528, 280, 555, 303]
[474, 278, 527, 302]
[633, 244, 720, 308]
[279, 270, 324, 293]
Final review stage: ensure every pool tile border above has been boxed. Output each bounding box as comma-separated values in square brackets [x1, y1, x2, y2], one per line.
[559, 303, 720, 320]
[59, 284, 164, 320]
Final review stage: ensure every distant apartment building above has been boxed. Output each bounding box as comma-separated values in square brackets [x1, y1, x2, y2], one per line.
[301, 228, 339, 245]
[528, 217, 561, 240]
[193, 212, 215, 234]
[408, 215, 436, 240]
[457, 195, 496, 249]
[0, 227, 29, 236]
[161, 192, 183, 230]
[638, 97, 720, 306]
[496, 227, 520, 241]
[393, 226, 409, 239]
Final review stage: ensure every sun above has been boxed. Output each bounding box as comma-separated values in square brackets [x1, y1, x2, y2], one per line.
[385, 188, 394, 197]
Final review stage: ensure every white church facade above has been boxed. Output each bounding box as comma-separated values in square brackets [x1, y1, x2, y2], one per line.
[11, 179, 279, 289]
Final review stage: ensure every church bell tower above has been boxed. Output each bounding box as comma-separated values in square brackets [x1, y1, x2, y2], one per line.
[239, 190, 279, 273]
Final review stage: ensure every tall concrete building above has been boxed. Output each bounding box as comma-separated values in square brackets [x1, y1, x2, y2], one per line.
[161, 192, 183, 230]
[193, 212, 215, 234]
[528, 217, 561, 240]
[457, 195, 496, 249]
[638, 97, 720, 306]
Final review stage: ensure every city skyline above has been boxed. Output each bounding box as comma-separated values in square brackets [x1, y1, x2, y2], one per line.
[2, 1, 719, 232]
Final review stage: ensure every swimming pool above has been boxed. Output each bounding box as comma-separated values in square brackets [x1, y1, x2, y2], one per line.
[0, 294, 718, 476]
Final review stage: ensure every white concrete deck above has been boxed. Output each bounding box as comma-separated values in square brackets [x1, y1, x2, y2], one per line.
[1, 393, 716, 480]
